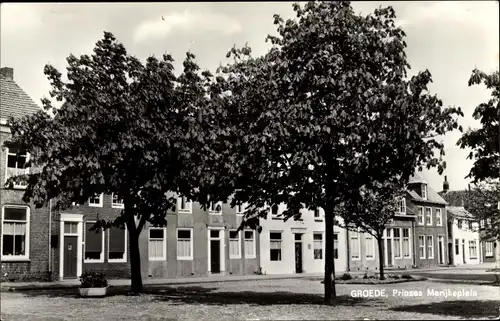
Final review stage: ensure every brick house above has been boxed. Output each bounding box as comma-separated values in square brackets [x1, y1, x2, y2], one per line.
[0, 67, 51, 281]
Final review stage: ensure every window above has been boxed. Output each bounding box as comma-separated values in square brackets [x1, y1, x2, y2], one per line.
[177, 196, 192, 213]
[88, 193, 103, 207]
[229, 230, 241, 259]
[468, 221, 473, 231]
[480, 219, 485, 228]
[270, 232, 282, 261]
[417, 207, 424, 225]
[402, 228, 411, 258]
[455, 239, 459, 255]
[350, 230, 360, 260]
[418, 235, 425, 259]
[84, 222, 104, 262]
[457, 219, 463, 229]
[149, 228, 166, 261]
[177, 229, 193, 260]
[421, 184, 427, 200]
[314, 208, 322, 220]
[333, 233, 339, 259]
[1, 206, 30, 260]
[209, 202, 222, 214]
[393, 228, 401, 258]
[365, 234, 375, 259]
[108, 226, 127, 262]
[426, 235, 434, 259]
[435, 208, 442, 226]
[112, 194, 124, 208]
[396, 197, 406, 214]
[469, 240, 477, 259]
[236, 203, 246, 215]
[244, 230, 256, 258]
[313, 233, 323, 259]
[5, 146, 29, 188]
[425, 207, 432, 225]
[271, 204, 279, 218]
[485, 242, 494, 257]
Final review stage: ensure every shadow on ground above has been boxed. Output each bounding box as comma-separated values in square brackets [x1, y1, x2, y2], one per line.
[391, 300, 500, 318]
[15, 285, 380, 306]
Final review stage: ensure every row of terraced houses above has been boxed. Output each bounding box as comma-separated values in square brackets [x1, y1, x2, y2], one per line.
[1, 67, 497, 282]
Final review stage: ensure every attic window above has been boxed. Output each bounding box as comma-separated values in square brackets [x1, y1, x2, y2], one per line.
[421, 184, 428, 200]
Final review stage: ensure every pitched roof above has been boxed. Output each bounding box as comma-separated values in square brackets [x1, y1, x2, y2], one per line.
[447, 206, 474, 219]
[0, 74, 41, 120]
[407, 184, 447, 205]
[409, 171, 428, 184]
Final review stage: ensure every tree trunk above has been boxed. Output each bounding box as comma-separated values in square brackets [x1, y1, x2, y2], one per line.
[377, 234, 385, 280]
[126, 219, 144, 294]
[324, 207, 336, 304]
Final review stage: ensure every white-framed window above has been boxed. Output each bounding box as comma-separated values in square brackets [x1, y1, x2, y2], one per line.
[350, 229, 360, 260]
[365, 233, 375, 260]
[108, 226, 127, 262]
[314, 208, 323, 220]
[426, 235, 434, 259]
[5, 146, 29, 189]
[177, 196, 192, 214]
[313, 232, 323, 259]
[396, 197, 406, 214]
[417, 207, 424, 225]
[402, 228, 411, 258]
[236, 203, 246, 216]
[244, 230, 256, 258]
[421, 184, 428, 200]
[270, 231, 282, 261]
[457, 219, 463, 230]
[485, 242, 494, 257]
[425, 207, 432, 225]
[1, 206, 30, 260]
[393, 228, 402, 258]
[270, 204, 279, 219]
[111, 193, 124, 209]
[148, 227, 166, 261]
[229, 230, 241, 259]
[435, 208, 442, 226]
[84, 221, 104, 262]
[469, 240, 478, 259]
[177, 228, 193, 260]
[88, 193, 103, 207]
[333, 232, 339, 259]
[418, 235, 425, 259]
[480, 219, 485, 228]
[208, 201, 222, 215]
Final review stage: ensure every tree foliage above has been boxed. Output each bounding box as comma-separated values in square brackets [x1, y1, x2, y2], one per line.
[4, 32, 214, 293]
[457, 69, 500, 182]
[464, 181, 500, 241]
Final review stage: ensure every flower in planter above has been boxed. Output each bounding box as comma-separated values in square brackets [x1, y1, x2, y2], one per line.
[79, 271, 108, 288]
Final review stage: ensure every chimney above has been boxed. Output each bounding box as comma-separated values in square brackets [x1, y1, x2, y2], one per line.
[443, 175, 449, 193]
[0, 67, 14, 80]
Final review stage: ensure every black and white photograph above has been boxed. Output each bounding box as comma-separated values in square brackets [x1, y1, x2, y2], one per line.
[0, 1, 499, 320]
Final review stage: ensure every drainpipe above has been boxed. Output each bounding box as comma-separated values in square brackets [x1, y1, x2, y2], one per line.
[48, 199, 52, 277]
[411, 219, 416, 267]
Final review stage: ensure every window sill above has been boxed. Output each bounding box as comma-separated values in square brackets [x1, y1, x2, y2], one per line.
[366, 257, 375, 260]
[209, 212, 222, 215]
[108, 259, 127, 263]
[149, 258, 166, 262]
[178, 210, 192, 214]
[230, 256, 242, 259]
[112, 204, 124, 209]
[84, 259, 105, 263]
[177, 257, 193, 261]
[246, 256, 256, 259]
[88, 204, 103, 208]
[1, 257, 30, 262]
[351, 258, 360, 261]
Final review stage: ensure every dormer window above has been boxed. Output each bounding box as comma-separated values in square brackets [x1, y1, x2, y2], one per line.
[421, 184, 427, 200]
[396, 197, 406, 214]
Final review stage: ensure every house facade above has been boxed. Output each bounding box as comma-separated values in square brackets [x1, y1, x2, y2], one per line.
[446, 206, 481, 266]
[259, 204, 347, 275]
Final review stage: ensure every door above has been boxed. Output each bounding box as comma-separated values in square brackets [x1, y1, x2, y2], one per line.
[386, 229, 393, 267]
[295, 242, 303, 273]
[210, 240, 221, 273]
[448, 243, 453, 265]
[462, 239, 466, 264]
[63, 236, 78, 278]
[438, 236, 444, 264]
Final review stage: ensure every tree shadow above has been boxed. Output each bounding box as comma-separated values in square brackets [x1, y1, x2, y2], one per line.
[391, 300, 500, 318]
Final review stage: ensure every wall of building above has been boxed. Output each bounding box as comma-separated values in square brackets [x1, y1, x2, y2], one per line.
[450, 217, 481, 266]
[259, 205, 347, 275]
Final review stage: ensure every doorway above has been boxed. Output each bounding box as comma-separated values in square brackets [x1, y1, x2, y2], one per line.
[294, 233, 303, 273]
[386, 229, 393, 267]
[208, 228, 225, 274]
[438, 236, 444, 265]
[59, 214, 83, 281]
[462, 239, 466, 264]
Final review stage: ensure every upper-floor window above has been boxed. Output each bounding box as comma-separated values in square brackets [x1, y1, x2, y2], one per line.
[112, 193, 124, 209]
[417, 207, 424, 225]
[271, 204, 279, 219]
[88, 193, 103, 207]
[177, 196, 192, 214]
[435, 208, 442, 226]
[314, 208, 323, 220]
[425, 207, 432, 225]
[5, 146, 29, 189]
[236, 203, 246, 215]
[209, 201, 222, 215]
[421, 184, 428, 200]
[396, 197, 406, 214]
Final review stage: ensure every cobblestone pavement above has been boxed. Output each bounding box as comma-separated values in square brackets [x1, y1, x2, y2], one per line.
[1, 279, 499, 320]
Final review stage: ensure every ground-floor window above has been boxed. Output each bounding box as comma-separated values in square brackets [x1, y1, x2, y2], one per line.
[333, 233, 339, 259]
[418, 235, 425, 259]
[244, 230, 256, 258]
[229, 230, 241, 259]
[270, 232, 282, 261]
[313, 233, 323, 259]
[108, 226, 127, 262]
[350, 230, 360, 260]
[1, 206, 29, 260]
[469, 240, 478, 259]
[393, 228, 401, 258]
[365, 234, 374, 259]
[426, 235, 434, 259]
[84, 221, 104, 262]
[177, 229, 193, 260]
[485, 242, 494, 257]
[402, 228, 411, 258]
[455, 239, 459, 255]
[148, 228, 166, 261]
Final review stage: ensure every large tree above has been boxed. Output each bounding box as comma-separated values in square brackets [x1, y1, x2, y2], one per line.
[4, 32, 214, 293]
[457, 69, 500, 182]
[200, 1, 463, 304]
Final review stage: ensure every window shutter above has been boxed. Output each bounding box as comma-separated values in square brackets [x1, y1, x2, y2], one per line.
[85, 223, 102, 252]
[109, 227, 125, 252]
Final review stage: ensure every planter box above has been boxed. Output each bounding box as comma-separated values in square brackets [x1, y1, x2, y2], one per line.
[79, 287, 107, 297]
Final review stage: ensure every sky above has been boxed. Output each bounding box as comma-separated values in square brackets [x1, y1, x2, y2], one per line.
[1, 1, 498, 193]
